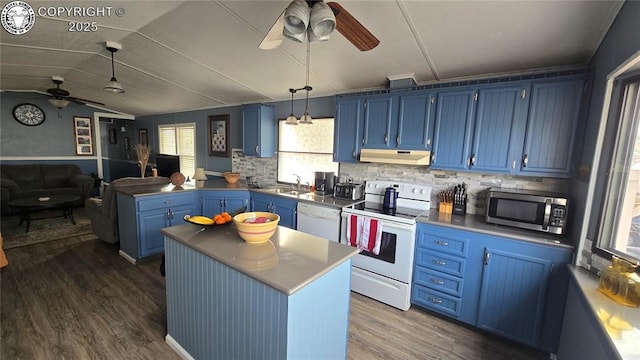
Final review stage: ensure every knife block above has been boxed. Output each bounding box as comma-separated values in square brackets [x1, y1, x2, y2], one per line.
[453, 196, 467, 215]
[439, 201, 453, 214]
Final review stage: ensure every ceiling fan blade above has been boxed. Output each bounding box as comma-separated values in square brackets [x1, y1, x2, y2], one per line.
[259, 10, 285, 50]
[327, 2, 379, 51]
[67, 96, 105, 106]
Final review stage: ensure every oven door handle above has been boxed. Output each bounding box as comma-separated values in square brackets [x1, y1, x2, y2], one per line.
[542, 199, 551, 230]
[342, 214, 414, 232]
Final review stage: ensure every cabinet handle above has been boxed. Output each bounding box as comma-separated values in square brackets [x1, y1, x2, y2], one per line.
[430, 278, 445, 285]
[522, 154, 529, 167]
[396, 135, 400, 146]
[426, 138, 431, 146]
[521, 89, 526, 99]
[432, 259, 446, 266]
[429, 297, 443, 304]
[220, 199, 224, 208]
[362, 138, 365, 145]
[484, 251, 491, 265]
[255, 145, 259, 155]
[431, 152, 436, 163]
[164, 200, 173, 204]
[512, 160, 516, 169]
[470, 154, 476, 166]
[384, 134, 388, 144]
[435, 240, 449, 246]
[166, 211, 171, 220]
[352, 151, 356, 159]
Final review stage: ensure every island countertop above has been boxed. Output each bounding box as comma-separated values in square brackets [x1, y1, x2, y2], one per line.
[161, 223, 359, 295]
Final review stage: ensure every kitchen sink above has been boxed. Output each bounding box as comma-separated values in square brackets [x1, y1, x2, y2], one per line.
[264, 188, 311, 196]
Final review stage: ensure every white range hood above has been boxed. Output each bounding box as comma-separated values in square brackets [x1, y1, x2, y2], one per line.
[359, 149, 431, 166]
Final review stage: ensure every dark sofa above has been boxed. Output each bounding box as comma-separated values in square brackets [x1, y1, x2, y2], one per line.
[0, 164, 94, 214]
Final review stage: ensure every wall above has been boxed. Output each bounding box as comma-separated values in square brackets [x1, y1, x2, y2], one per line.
[0, 92, 103, 175]
[570, 1, 640, 270]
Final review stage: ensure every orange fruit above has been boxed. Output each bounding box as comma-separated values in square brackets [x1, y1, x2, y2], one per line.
[223, 214, 232, 222]
[221, 211, 230, 217]
[213, 214, 222, 221]
[215, 217, 226, 225]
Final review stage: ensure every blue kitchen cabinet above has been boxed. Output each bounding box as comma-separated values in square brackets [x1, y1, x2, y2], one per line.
[397, 90, 436, 150]
[250, 192, 297, 229]
[362, 94, 397, 149]
[334, 97, 364, 162]
[470, 84, 530, 173]
[430, 88, 476, 170]
[242, 104, 275, 157]
[199, 190, 250, 217]
[412, 223, 573, 353]
[117, 191, 197, 262]
[518, 78, 584, 177]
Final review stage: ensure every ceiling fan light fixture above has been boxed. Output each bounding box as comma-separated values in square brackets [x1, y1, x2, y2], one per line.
[48, 98, 70, 109]
[104, 43, 125, 94]
[283, 0, 310, 42]
[309, 1, 335, 38]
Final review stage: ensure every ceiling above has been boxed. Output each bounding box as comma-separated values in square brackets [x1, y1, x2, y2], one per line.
[0, 0, 624, 117]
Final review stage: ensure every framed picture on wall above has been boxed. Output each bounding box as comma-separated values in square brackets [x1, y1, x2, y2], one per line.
[124, 136, 131, 151]
[109, 128, 117, 144]
[139, 129, 148, 146]
[73, 116, 93, 155]
[208, 114, 230, 157]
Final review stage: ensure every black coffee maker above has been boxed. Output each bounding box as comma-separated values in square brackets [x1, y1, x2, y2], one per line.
[314, 171, 335, 196]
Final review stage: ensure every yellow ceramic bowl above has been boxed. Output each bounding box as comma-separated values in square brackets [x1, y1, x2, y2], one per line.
[223, 172, 241, 184]
[233, 212, 280, 243]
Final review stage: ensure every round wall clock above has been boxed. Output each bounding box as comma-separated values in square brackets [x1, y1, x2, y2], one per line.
[13, 103, 46, 126]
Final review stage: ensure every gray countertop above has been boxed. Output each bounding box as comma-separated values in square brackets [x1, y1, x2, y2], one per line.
[115, 178, 362, 209]
[161, 223, 359, 295]
[568, 266, 640, 359]
[418, 209, 573, 249]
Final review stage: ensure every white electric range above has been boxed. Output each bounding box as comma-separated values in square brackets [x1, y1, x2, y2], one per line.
[340, 180, 431, 311]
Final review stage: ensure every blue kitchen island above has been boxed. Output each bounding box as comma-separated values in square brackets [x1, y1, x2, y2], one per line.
[161, 222, 359, 360]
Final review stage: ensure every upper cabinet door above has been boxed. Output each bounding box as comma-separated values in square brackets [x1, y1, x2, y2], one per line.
[242, 104, 275, 157]
[397, 91, 436, 150]
[470, 84, 530, 173]
[362, 94, 396, 149]
[520, 79, 583, 176]
[431, 89, 476, 170]
[334, 97, 364, 162]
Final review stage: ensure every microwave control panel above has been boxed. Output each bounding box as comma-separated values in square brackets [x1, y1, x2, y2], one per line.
[550, 205, 567, 227]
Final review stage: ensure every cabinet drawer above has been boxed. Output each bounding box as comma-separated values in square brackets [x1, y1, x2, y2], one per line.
[413, 266, 463, 297]
[412, 285, 462, 319]
[418, 232, 469, 257]
[415, 248, 466, 277]
[138, 194, 194, 212]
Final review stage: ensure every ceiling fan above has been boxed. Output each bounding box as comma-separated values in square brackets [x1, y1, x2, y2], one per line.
[46, 76, 104, 108]
[259, 0, 379, 51]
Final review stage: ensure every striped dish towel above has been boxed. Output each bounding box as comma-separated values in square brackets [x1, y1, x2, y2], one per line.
[346, 214, 382, 255]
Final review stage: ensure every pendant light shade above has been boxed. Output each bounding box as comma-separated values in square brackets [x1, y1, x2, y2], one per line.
[285, 88, 299, 125]
[104, 44, 125, 94]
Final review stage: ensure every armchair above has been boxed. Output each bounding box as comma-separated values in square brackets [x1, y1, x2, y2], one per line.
[85, 176, 170, 244]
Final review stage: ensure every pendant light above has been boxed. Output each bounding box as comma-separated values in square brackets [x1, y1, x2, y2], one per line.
[104, 42, 125, 94]
[285, 88, 299, 125]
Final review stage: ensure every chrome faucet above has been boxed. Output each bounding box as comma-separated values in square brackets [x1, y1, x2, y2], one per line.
[293, 174, 301, 189]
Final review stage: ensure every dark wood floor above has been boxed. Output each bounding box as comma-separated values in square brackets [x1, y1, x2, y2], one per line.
[1, 236, 549, 359]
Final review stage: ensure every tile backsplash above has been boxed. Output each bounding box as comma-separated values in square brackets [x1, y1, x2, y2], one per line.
[233, 150, 569, 215]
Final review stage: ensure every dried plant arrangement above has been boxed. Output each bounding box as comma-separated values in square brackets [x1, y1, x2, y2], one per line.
[135, 144, 151, 178]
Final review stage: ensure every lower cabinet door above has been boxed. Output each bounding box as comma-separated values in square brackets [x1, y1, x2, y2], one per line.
[225, 196, 249, 214]
[476, 248, 552, 347]
[139, 208, 169, 258]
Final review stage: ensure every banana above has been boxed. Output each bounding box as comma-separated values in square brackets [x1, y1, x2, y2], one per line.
[187, 215, 215, 225]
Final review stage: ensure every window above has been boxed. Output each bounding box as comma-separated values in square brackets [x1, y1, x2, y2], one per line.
[277, 118, 339, 186]
[158, 123, 195, 178]
[597, 76, 640, 262]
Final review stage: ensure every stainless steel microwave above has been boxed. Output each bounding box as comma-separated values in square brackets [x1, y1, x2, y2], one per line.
[485, 188, 568, 234]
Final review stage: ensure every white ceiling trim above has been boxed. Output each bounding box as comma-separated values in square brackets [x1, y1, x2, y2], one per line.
[396, 0, 439, 81]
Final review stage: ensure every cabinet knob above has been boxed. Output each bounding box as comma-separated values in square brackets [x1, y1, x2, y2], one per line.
[396, 135, 400, 146]
[430, 278, 445, 285]
[522, 154, 529, 167]
[432, 259, 446, 266]
[352, 151, 356, 159]
[470, 154, 476, 166]
[484, 251, 491, 265]
[512, 160, 516, 169]
[431, 152, 436, 163]
[434, 240, 449, 246]
[384, 134, 388, 144]
[255, 145, 259, 155]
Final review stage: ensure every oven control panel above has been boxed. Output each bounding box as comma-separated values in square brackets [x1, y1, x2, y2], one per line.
[365, 181, 431, 202]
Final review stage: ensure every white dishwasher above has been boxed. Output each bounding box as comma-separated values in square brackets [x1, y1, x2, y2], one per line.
[296, 202, 341, 242]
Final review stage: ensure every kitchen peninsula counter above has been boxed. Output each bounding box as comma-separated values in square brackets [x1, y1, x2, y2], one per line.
[161, 223, 358, 360]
